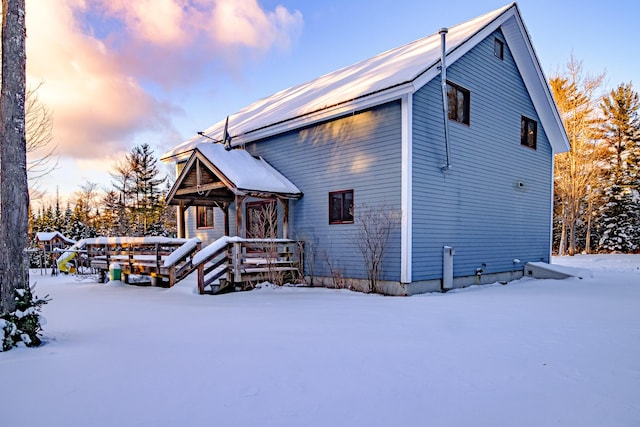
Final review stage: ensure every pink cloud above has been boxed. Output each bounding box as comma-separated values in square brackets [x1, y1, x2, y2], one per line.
[26, 0, 175, 159]
[25, 0, 303, 161]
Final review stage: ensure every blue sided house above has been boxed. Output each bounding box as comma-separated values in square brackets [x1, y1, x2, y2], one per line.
[162, 2, 570, 295]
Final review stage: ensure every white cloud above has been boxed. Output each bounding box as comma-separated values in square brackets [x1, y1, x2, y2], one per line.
[25, 0, 303, 161]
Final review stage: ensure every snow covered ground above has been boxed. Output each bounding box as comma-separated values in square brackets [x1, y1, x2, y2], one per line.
[1, 255, 639, 427]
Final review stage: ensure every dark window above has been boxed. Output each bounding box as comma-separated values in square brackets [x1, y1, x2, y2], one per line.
[329, 190, 354, 224]
[196, 206, 214, 228]
[447, 82, 470, 125]
[494, 38, 504, 60]
[521, 116, 537, 150]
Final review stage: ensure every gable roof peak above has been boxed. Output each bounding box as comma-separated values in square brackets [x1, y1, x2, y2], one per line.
[163, 2, 569, 160]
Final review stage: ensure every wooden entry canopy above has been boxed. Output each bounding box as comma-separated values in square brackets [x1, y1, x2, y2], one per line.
[166, 143, 302, 238]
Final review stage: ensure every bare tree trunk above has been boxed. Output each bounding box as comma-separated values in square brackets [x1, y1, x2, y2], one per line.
[0, 0, 29, 314]
[584, 195, 594, 254]
[558, 207, 567, 256]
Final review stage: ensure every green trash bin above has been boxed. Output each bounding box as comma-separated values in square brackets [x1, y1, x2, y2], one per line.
[109, 263, 121, 281]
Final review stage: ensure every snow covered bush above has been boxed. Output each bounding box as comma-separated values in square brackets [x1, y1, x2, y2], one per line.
[0, 285, 50, 351]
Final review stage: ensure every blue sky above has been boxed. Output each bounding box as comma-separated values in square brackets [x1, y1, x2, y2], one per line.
[25, 0, 639, 205]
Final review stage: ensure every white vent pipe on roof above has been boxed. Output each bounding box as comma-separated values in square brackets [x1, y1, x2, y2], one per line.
[439, 27, 452, 172]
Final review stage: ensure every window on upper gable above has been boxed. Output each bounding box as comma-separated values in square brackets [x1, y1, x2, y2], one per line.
[494, 38, 504, 60]
[329, 190, 354, 224]
[196, 206, 214, 228]
[521, 116, 537, 150]
[447, 82, 470, 125]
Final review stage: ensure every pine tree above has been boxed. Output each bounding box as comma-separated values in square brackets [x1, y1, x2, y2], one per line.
[128, 144, 166, 235]
[98, 190, 123, 236]
[598, 183, 639, 252]
[597, 82, 640, 251]
[62, 202, 73, 237]
[600, 82, 640, 180]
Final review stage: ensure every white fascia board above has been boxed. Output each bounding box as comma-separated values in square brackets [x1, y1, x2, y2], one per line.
[401, 94, 413, 284]
[548, 147, 555, 262]
[412, 8, 516, 92]
[501, 14, 570, 153]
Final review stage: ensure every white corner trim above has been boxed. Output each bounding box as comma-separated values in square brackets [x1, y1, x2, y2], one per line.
[401, 94, 413, 283]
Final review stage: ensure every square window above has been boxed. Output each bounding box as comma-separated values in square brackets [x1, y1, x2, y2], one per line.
[196, 206, 214, 228]
[494, 38, 504, 60]
[329, 190, 354, 224]
[521, 116, 537, 150]
[447, 82, 470, 125]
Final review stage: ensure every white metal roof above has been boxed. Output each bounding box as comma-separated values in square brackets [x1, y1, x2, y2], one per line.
[162, 2, 568, 161]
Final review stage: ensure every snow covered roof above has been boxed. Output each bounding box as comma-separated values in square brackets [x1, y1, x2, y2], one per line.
[36, 231, 76, 244]
[196, 144, 301, 196]
[167, 143, 301, 202]
[162, 2, 569, 161]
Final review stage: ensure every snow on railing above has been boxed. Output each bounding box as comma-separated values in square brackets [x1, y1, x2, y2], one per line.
[163, 238, 202, 267]
[192, 236, 241, 266]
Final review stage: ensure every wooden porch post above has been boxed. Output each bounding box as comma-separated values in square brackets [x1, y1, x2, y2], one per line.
[235, 195, 246, 238]
[178, 201, 186, 238]
[280, 198, 289, 239]
[223, 202, 230, 236]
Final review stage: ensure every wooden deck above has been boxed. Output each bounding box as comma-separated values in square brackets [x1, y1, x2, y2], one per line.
[82, 238, 201, 286]
[77, 237, 303, 293]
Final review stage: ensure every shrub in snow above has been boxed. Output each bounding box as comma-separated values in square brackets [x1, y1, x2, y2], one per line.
[354, 204, 400, 294]
[0, 285, 50, 351]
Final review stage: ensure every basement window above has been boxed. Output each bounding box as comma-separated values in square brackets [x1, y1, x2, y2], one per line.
[494, 38, 504, 60]
[329, 190, 354, 224]
[521, 116, 537, 150]
[196, 206, 214, 228]
[447, 82, 470, 125]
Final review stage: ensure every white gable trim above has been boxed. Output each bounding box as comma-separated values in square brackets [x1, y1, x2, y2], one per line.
[401, 94, 413, 284]
[501, 10, 570, 152]
[411, 7, 569, 153]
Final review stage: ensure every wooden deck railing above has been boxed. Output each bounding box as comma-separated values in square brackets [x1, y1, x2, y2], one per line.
[69, 236, 303, 292]
[195, 238, 304, 294]
[84, 237, 201, 286]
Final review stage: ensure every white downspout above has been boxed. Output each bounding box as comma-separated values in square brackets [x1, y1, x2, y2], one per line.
[439, 27, 452, 172]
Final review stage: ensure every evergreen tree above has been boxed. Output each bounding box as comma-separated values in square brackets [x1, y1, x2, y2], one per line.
[110, 144, 168, 236]
[62, 202, 73, 237]
[129, 144, 166, 235]
[597, 82, 640, 251]
[67, 199, 97, 240]
[41, 205, 54, 232]
[53, 191, 64, 232]
[600, 82, 640, 180]
[598, 184, 639, 252]
[98, 190, 123, 236]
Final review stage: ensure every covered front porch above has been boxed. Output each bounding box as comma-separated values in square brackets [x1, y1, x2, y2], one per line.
[166, 143, 304, 292]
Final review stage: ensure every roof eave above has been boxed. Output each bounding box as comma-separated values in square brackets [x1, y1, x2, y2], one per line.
[161, 82, 415, 163]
